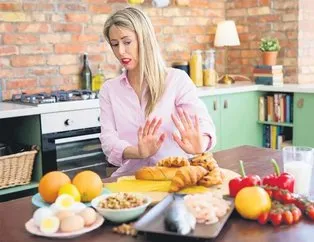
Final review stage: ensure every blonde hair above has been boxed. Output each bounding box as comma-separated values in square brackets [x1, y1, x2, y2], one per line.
[103, 7, 167, 116]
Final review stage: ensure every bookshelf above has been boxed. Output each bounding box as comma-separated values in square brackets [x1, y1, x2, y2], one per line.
[258, 92, 293, 150]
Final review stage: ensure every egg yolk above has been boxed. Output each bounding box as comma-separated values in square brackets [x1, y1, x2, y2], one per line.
[61, 197, 74, 208]
[42, 218, 55, 228]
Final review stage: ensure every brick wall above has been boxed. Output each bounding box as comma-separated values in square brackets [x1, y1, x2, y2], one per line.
[225, 0, 299, 83]
[0, 0, 225, 100]
[298, 0, 314, 83]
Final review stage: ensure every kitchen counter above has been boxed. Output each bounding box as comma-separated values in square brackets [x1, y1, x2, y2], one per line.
[2, 83, 314, 119]
[0, 146, 313, 242]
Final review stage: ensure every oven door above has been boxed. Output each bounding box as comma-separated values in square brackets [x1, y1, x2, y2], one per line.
[42, 127, 117, 178]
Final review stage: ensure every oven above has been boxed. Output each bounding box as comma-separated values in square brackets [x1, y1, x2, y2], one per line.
[41, 108, 117, 178]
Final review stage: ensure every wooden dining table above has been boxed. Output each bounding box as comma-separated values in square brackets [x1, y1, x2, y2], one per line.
[1, 145, 313, 242]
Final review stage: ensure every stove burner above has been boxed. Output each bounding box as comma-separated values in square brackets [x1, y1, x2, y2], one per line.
[11, 90, 98, 105]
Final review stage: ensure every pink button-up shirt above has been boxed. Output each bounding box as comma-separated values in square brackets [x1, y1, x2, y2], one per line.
[99, 68, 216, 177]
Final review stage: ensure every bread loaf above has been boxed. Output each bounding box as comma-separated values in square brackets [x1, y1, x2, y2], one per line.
[135, 167, 178, 181]
[169, 166, 208, 192]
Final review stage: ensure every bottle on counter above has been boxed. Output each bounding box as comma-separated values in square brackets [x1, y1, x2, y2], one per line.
[92, 64, 105, 91]
[81, 53, 92, 90]
[189, 50, 203, 87]
[203, 49, 218, 87]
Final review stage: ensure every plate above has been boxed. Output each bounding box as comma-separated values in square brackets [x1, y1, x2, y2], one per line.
[25, 214, 104, 239]
[134, 194, 234, 239]
[32, 188, 111, 208]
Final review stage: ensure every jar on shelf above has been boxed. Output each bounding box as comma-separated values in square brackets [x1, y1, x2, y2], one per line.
[203, 49, 218, 87]
[189, 50, 203, 87]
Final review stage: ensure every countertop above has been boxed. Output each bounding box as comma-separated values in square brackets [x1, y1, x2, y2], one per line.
[0, 146, 313, 242]
[1, 83, 314, 119]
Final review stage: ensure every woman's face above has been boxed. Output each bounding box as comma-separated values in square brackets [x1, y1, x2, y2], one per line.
[108, 25, 139, 72]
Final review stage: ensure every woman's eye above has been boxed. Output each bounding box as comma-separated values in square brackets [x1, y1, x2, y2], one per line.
[124, 41, 131, 45]
[111, 43, 118, 47]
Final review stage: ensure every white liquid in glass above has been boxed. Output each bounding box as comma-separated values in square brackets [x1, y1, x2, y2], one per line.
[284, 161, 312, 195]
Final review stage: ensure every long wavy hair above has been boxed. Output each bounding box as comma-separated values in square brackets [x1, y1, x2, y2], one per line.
[103, 7, 167, 116]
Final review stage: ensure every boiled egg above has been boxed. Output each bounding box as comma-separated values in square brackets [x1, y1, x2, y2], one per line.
[33, 207, 54, 226]
[54, 194, 76, 211]
[39, 216, 60, 234]
[72, 202, 87, 214]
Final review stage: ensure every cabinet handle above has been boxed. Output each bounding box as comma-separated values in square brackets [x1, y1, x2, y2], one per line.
[297, 98, 304, 109]
[224, 100, 228, 109]
[213, 100, 217, 111]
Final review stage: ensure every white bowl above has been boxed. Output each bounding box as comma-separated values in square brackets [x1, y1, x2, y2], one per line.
[91, 193, 151, 223]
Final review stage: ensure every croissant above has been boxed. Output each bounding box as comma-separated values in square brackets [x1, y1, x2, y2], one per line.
[135, 166, 178, 181]
[197, 167, 224, 187]
[156, 156, 190, 167]
[169, 166, 208, 192]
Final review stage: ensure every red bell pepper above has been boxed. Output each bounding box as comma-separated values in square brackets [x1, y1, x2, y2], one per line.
[262, 159, 295, 193]
[228, 160, 261, 197]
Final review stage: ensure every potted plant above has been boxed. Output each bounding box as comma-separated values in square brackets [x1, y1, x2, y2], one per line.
[259, 37, 280, 66]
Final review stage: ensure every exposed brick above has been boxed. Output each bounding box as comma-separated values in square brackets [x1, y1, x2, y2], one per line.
[30, 67, 58, 76]
[47, 55, 78, 65]
[89, 5, 112, 14]
[60, 65, 81, 75]
[3, 34, 38, 45]
[55, 44, 86, 54]
[40, 34, 71, 44]
[227, 9, 247, 17]
[6, 78, 37, 89]
[0, 12, 30, 22]
[0, 23, 15, 32]
[20, 45, 53, 54]
[11, 55, 46, 67]
[53, 24, 82, 33]
[58, 4, 87, 12]
[71, 34, 100, 42]
[17, 23, 50, 33]
[23, 3, 54, 11]
[92, 14, 109, 24]
[0, 57, 10, 68]
[248, 7, 271, 16]
[39, 76, 67, 87]
[0, 45, 18, 56]
[0, 3, 21, 11]
[65, 13, 90, 23]
[0, 68, 27, 78]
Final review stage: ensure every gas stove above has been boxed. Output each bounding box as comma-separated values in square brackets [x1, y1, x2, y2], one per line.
[11, 90, 98, 106]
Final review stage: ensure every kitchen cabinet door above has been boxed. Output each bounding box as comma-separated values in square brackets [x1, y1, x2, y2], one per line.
[200, 96, 221, 152]
[220, 92, 263, 150]
[293, 93, 314, 148]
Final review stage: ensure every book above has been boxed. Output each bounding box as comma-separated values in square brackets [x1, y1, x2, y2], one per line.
[259, 96, 265, 122]
[253, 68, 283, 75]
[267, 96, 274, 121]
[255, 65, 283, 70]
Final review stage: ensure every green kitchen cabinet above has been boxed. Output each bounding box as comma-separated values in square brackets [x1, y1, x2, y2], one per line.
[201, 91, 263, 152]
[293, 93, 314, 148]
[201, 96, 221, 152]
[220, 92, 263, 150]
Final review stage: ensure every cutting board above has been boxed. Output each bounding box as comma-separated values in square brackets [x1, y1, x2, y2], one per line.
[104, 168, 240, 204]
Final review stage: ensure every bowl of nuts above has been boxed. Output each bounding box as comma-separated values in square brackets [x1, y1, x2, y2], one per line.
[91, 192, 151, 223]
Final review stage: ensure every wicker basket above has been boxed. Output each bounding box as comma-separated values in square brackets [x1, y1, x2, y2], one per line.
[0, 149, 38, 189]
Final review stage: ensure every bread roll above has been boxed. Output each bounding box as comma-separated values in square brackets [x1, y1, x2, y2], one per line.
[135, 167, 178, 181]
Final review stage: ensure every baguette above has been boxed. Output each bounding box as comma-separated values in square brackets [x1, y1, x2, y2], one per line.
[135, 166, 178, 181]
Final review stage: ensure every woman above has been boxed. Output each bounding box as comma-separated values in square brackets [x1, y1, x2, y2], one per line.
[99, 7, 216, 177]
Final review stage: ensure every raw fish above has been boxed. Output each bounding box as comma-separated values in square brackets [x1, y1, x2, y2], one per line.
[164, 199, 196, 235]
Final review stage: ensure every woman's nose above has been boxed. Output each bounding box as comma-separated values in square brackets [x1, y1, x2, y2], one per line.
[118, 44, 125, 55]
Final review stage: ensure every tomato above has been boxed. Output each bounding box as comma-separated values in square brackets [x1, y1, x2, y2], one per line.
[269, 211, 282, 226]
[291, 207, 302, 223]
[282, 210, 293, 225]
[306, 205, 314, 220]
[258, 212, 269, 225]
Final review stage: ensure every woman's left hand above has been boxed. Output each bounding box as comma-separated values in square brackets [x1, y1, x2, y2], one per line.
[171, 108, 205, 155]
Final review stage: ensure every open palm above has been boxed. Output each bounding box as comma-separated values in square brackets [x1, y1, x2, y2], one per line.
[171, 108, 203, 155]
[138, 117, 166, 159]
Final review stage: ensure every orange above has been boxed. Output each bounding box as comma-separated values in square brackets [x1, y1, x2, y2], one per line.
[235, 186, 271, 220]
[72, 170, 103, 202]
[38, 171, 71, 203]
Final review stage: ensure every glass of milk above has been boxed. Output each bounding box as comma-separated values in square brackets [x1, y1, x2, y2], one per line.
[283, 146, 314, 195]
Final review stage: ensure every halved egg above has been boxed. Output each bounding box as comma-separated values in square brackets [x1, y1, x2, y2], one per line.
[39, 216, 60, 234]
[33, 207, 54, 226]
[54, 194, 76, 211]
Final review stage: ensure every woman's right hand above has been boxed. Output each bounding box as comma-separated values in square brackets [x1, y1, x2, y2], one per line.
[137, 117, 166, 159]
